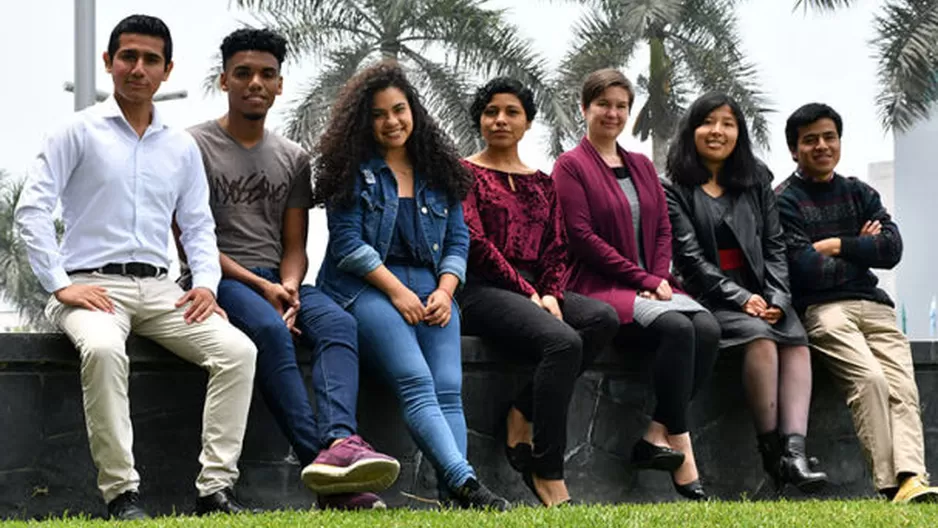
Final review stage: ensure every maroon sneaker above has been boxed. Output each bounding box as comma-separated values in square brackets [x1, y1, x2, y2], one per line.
[318, 492, 387, 511]
[301, 435, 400, 494]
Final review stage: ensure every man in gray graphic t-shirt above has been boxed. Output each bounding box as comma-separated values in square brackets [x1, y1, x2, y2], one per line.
[178, 28, 399, 511]
[188, 119, 312, 269]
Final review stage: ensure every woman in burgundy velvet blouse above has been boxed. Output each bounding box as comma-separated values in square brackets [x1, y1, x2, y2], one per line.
[457, 78, 618, 507]
[553, 69, 720, 500]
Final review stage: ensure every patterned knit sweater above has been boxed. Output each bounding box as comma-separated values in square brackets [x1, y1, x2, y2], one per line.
[774, 172, 901, 312]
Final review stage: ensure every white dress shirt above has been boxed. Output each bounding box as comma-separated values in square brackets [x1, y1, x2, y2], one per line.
[15, 96, 221, 294]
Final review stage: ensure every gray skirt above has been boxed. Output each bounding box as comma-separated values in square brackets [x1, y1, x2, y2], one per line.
[632, 292, 707, 327]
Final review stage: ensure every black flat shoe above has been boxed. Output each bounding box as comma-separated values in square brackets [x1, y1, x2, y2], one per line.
[107, 490, 149, 520]
[196, 488, 252, 515]
[522, 471, 575, 508]
[631, 439, 685, 472]
[505, 442, 532, 473]
[672, 478, 708, 501]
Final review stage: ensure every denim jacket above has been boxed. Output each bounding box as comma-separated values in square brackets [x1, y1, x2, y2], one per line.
[317, 157, 470, 308]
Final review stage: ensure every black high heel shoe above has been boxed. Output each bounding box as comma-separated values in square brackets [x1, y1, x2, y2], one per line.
[631, 439, 685, 472]
[672, 478, 708, 501]
[522, 471, 576, 507]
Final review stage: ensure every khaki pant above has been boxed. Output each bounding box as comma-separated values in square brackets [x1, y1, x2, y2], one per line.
[46, 273, 257, 502]
[803, 299, 924, 490]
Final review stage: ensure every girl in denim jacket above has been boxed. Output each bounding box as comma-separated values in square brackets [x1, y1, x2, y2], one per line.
[314, 62, 509, 510]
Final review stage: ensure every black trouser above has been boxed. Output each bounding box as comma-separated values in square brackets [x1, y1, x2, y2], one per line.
[640, 311, 721, 434]
[458, 283, 619, 479]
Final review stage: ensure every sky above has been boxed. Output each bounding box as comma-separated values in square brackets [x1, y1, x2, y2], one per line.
[0, 0, 896, 284]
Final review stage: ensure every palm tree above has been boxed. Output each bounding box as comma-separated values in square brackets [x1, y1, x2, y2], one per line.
[797, 0, 938, 132]
[551, 0, 771, 168]
[215, 0, 573, 156]
[0, 172, 60, 331]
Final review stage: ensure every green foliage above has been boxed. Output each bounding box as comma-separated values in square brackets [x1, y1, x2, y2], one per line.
[0, 170, 62, 331]
[214, 0, 561, 156]
[2, 501, 937, 527]
[551, 0, 771, 166]
[798, 0, 938, 132]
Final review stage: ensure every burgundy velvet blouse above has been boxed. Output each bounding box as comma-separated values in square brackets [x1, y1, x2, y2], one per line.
[461, 160, 569, 299]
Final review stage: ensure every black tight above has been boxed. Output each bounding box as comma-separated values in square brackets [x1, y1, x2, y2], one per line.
[645, 311, 721, 434]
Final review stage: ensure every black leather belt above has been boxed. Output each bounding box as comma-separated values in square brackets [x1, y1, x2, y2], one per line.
[68, 262, 168, 278]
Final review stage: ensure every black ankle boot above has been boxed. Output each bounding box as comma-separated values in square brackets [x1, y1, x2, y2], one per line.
[756, 431, 781, 488]
[779, 434, 828, 493]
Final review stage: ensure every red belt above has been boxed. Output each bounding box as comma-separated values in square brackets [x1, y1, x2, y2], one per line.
[719, 249, 745, 271]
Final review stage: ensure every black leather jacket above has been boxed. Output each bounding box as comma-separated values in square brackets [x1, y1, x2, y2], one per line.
[662, 171, 793, 312]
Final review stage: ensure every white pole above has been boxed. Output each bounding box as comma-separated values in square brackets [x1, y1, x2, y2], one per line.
[74, 0, 96, 111]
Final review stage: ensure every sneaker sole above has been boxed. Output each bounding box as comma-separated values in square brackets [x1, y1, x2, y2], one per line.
[903, 488, 938, 504]
[302, 458, 401, 494]
[319, 497, 388, 511]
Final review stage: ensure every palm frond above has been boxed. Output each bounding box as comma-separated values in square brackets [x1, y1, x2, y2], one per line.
[401, 49, 479, 155]
[793, 0, 856, 11]
[281, 42, 376, 149]
[549, 6, 642, 149]
[668, 0, 773, 147]
[0, 175, 58, 330]
[201, 53, 224, 95]
[407, 0, 571, 155]
[606, 0, 685, 36]
[249, 5, 378, 60]
[872, 0, 938, 131]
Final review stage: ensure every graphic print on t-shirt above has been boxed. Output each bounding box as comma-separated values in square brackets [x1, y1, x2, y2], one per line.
[211, 170, 290, 206]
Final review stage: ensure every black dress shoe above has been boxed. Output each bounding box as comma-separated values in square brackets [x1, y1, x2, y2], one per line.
[505, 442, 532, 473]
[779, 434, 828, 493]
[107, 490, 149, 520]
[631, 439, 685, 472]
[672, 478, 708, 501]
[195, 488, 251, 515]
[522, 471, 577, 508]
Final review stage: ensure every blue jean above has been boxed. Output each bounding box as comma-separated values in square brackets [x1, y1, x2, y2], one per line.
[349, 264, 473, 490]
[217, 268, 359, 467]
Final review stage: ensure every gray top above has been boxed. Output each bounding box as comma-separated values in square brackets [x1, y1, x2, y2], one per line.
[613, 166, 645, 269]
[612, 167, 705, 326]
[187, 120, 313, 269]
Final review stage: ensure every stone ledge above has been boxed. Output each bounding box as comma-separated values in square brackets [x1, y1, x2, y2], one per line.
[3, 332, 937, 368]
[2, 332, 938, 519]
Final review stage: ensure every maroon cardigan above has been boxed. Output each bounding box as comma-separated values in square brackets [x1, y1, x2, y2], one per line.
[553, 137, 675, 323]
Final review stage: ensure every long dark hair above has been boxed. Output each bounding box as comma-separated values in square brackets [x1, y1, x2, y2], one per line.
[666, 91, 759, 191]
[312, 61, 471, 207]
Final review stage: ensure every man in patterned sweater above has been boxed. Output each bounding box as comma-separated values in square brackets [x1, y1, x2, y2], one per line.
[775, 103, 937, 503]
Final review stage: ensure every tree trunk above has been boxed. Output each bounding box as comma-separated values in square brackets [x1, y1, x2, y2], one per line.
[651, 137, 669, 173]
[647, 37, 671, 173]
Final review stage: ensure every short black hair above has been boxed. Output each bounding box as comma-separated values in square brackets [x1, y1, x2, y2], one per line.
[785, 103, 843, 151]
[107, 14, 173, 69]
[220, 28, 288, 70]
[469, 77, 537, 133]
[666, 91, 759, 191]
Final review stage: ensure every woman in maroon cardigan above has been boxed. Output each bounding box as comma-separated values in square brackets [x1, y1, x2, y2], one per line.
[457, 78, 619, 507]
[553, 69, 720, 500]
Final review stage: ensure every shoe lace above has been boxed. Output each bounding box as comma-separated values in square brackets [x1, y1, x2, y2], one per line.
[345, 435, 373, 451]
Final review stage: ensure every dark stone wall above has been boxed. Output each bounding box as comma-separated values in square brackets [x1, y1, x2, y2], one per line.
[2, 333, 937, 519]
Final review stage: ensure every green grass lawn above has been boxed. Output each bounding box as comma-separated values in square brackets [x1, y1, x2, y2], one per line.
[3, 501, 936, 528]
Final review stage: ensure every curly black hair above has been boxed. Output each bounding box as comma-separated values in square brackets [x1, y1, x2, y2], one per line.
[666, 91, 759, 191]
[469, 77, 537, 133]
[312, 61, 471, 208]
[220, 28, 288, 70]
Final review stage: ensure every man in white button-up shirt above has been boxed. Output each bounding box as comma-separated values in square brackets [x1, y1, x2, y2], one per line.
[14, 14, 257, 520]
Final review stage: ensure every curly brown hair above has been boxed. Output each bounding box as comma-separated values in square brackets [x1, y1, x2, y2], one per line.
[312, 61, 471, 208]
